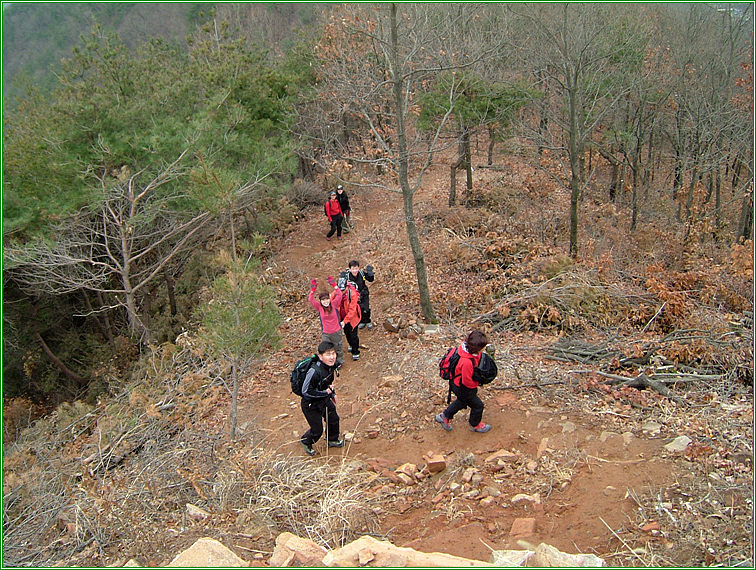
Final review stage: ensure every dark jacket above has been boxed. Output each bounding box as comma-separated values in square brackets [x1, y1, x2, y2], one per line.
[347, 267, 374, 296]
[336, 190, 351, 214]
[301, 359, 338, 401]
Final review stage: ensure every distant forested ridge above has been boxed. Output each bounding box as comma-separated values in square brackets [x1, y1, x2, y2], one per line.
[2, 2, 321, 105]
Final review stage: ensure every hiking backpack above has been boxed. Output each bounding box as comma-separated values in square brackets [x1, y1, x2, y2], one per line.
[290, 355, 318, 396]
[438, 347, 498, 403]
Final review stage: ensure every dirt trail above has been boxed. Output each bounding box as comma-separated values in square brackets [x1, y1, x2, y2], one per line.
[236, 169, 677, 563]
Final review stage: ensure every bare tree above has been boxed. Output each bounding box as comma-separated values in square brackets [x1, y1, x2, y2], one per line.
[509, 4, 643, 257]
[5, 151, 212, 343]
[297, 3, 502, 321]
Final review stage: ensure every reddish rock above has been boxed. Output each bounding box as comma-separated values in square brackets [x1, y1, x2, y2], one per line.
[509, 517, 536, 538]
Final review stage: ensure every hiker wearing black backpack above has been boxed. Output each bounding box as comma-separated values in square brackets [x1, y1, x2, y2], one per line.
[292, 341, 345, 456]
[346, 260, 374, 330]
[435, 330, 497, 433]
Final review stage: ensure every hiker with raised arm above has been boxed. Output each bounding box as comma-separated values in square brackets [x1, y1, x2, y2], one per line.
[346, 260, 374, 330]
[308, 276, 345, 366]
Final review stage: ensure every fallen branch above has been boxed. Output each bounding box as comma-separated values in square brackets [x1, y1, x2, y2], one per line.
[492, 380, 566, 390]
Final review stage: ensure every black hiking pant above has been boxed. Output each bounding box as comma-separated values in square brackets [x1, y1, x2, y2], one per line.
[358, 289, 371, 324]
[301, 397, 340, 445]
[443, 383, 484, 427]
[327, 215, 343, 238]
[344, 323, 360, 356]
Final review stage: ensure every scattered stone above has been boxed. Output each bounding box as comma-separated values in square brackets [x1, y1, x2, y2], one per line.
[383, 318, 401, 333]
[641, 521, 660, 533]
[422, 324, 441, 334]
[562, 421, 577, 434]
[322, 535, 494, 567]
[167, 537, 247, 567]
[480, 496, 496, 506]
[599, 431, 620, 443]
[464, 489, 481, 499]
[425, 454, 447, 473]
[489, 549, 535, 566]
[511, 493, 540, 506]
[525, 460, 538, 473]
[396, 473, 415, 485]
[536, 437, 550, 459]
[268, 531, 328, 567]
[123, 560, 141, 567]
[449, 482, 462, 493]
[461, 467, 478, 483]
[533, 542, 606, 567]
[482, 485, 501, 498]
[622, 432, 635, 446]
[185, 503, 210, 521]
[642, 421, 663, 436]
[485, 449, 518, 463]
[396, 463, 418, 478]
[509, 517, 536, 538]
[664, 435, 692, 453]
[344, 432, 355, 442]
[471, 474, 484, 487]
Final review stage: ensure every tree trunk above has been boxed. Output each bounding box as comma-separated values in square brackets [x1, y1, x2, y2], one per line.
[163, 268, 178, 317]
[230, 359, 239, 440]
[738, 190, 753, 242]
[31, 303, 88, 388]
[449, 163, 458, 206]
[83, 290, 115, 351]
[390, 2, 436, 323]
[487, 124, 496, 165]
[463, 129, 473, 198]
[567, 80, 582, 259]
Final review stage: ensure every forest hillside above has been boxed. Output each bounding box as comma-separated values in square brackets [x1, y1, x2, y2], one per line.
[2, 3, 753, 568]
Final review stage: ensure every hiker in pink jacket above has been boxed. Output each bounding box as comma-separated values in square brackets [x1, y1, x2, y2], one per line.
[308, 276, 344, 365]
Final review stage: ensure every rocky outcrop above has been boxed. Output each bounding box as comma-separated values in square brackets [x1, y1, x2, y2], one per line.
[167, 537, 247, 567]
[268, 532, 328, 567]
[322, 535, 494, 567]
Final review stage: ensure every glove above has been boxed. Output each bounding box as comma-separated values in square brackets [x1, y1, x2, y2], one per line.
[310, 279, 318, 291]
[327, 276, 337, 287]
[365, 265, 374, 273]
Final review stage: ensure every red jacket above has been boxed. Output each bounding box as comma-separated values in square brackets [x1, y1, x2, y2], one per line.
[339, 284, 361, 328]
[325, 198, 343, 221]
[453, 343, 482, 389]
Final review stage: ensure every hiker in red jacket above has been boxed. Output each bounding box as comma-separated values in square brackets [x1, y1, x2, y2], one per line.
[308, 276, 344, 365]
[324, 191, 343, 241]
[338, 275, 362, 360]
[435, 330, 492, 433]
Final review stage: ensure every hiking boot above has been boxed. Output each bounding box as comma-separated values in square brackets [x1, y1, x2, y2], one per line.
[301, 441, 316, 456]
[352, 353, 360, 360]
[347, 346, 352, 352]
[326, 236, 331, 241]
[366, 322, 374, 330]
[470, 422, 492, 433]
[358, 323, 366, 329]
[434, 413, 452, 431]
[327, 439, 345, 448]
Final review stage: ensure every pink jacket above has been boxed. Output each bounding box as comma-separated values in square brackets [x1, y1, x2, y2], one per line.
[309, 287, 343, 334]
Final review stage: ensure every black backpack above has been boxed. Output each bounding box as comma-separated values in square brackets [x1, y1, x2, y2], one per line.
[473, 352, 498, 385]
[290, 355, 318, 396]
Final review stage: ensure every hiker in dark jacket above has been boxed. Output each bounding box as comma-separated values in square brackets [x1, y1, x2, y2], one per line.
[347, 260, 374, 329]
[336, 184, 352, 231]
[325, 191, 343, 241]
[300, 341, 345, 456]
[435, 330, 492, 433]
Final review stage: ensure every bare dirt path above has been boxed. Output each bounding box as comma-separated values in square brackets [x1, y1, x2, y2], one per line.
[235, 165, 679, 564]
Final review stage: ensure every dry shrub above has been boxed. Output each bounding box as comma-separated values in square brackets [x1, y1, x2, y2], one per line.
[286, 178, 324, 211]
[247, 450, 379, 549]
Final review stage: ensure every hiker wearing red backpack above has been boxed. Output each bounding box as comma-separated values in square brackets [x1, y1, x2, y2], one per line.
[435, 330, 492, 433]
[337, 272, 361, 360]
[308, 277, 344, 366]
[324, 191, 343, 241]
